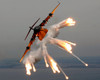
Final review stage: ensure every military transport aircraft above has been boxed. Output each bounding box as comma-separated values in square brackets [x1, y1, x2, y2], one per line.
[20, 2, 60, 62]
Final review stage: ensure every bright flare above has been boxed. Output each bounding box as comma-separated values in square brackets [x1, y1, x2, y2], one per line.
[65, 41, 76, 46]
[54, 39, 75, 54]
[47, 54, 60, 73]
[25, 62, 37, 75]
[85, 63, 88, 67]
[65, 43, 72, 53]
[25, 63, 32, 75]
[66, 18, 76, 26]
[66, 76, 69, 80]
[44, 56, 49, 67]
[32, 64, 36, 72]
[50, 59, 60, 73]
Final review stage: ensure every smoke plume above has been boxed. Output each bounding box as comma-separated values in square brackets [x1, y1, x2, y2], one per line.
[22, 18, 87, 79]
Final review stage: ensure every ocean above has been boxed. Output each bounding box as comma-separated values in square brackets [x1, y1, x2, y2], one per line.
[0, 68, 100, 80]
[0, 57, 100, 80]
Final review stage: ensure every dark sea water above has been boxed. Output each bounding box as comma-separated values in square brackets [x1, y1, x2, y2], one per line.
[0, 68, 100, 80]
[0, 57, 100, 80]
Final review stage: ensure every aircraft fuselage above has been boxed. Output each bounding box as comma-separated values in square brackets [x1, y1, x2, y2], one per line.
[34, 26, 42, 34]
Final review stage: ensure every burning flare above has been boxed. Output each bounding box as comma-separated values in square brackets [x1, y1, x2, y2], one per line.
[65, 18, 76, 26]
[25, 63, 32, 75]
[32, 64, 36, 72]
[85, 63, 88, 67]
[44, 53, 69, 79]
[49, 38, 76, 54]
[44, 56, 49, 67]
[47, 54, 60, 73]
[25, 62, 36, 75]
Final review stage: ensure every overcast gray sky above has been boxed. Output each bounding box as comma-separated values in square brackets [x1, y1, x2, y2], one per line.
[0, 0, 100, 60]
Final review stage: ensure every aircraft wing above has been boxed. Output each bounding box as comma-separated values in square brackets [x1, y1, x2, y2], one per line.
[20, 33, 36, 62]
[40, 2, 60, 27]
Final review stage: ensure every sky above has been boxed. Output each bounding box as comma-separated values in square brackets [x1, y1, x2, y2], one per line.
[0, 0, 100, 61]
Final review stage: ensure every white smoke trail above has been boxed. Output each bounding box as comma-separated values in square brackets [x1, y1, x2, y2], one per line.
[70, 53, 88, 66]
[23, 47, 43, 65]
